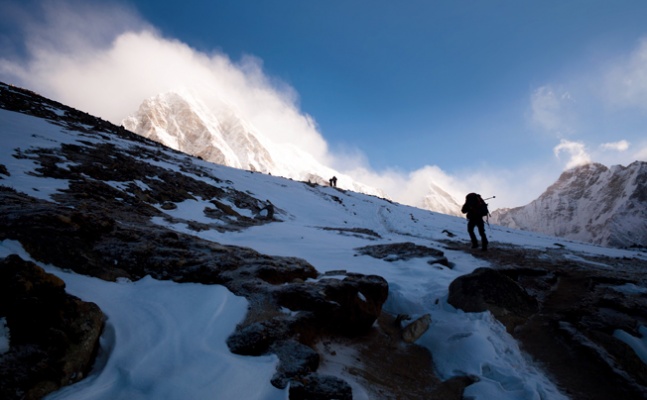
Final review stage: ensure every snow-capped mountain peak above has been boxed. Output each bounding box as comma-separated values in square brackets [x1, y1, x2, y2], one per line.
[421, 182, 461, 216]
[491, 161, 647, 248]
[122, 90, 275, 172]
[122, 90, 391, 199]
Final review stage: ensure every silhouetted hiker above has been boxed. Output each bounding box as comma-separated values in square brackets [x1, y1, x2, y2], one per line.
[329, 176, 337, 187]
[461, 193, 489, 251]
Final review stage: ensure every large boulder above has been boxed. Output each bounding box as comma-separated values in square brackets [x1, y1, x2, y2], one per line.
[274, 273, 389, 337]
[289, 374, 353, 400]
[0, 255, 104, 400]
[447, 267, 538, 330]
[270, 340, 320, 389]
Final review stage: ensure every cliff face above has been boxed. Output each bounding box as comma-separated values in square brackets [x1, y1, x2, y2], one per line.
[491, 162, 647, 248]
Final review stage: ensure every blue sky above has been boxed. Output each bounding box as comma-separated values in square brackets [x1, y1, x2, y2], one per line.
[2, 0, 647, 208]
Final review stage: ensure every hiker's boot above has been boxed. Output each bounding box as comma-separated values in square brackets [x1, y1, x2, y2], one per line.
[481, 240, 488, 252]
[471, 241, 479, 249]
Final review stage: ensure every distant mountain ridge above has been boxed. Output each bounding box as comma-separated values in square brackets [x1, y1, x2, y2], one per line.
[122, 90, 462, 215]
[490, 161, 647, 248]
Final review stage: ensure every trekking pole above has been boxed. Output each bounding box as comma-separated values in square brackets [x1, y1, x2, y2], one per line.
[483, 196, 495, 237]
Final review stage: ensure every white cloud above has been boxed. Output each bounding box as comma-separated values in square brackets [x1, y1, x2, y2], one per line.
[553, 139, 591, 169]
[0, 1, 329, 163]
[600, 140, 630, 152]
[340, 157, 557, 212]
[529, 85, 575, 136]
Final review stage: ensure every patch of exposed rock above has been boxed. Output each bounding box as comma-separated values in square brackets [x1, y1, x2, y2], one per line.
[448, 245, 647, 400]
[317, 313, 476, 400]
[447, 267, 538, 330]
[0, 255, 104, 400]
[319, 226, 382, 240]
[356, 242, 450, 267]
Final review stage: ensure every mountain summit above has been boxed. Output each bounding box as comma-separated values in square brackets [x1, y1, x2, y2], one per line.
[122, 91, 276, 173]
[491, 162, 647, 248]
[122, 90, 388, 198]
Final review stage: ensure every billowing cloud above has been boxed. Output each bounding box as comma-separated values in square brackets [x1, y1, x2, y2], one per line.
[553, 139, 591, 169]
[0, 1, 329, 162]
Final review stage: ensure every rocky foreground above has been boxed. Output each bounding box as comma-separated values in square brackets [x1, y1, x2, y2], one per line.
[447, 244, 647, 400]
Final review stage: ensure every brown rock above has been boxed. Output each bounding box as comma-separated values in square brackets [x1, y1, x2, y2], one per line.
[274, 273, 389, 337]
[447, 267, 538, 331]
[402, 313, 431, 343]
[0, 255, 104, 400]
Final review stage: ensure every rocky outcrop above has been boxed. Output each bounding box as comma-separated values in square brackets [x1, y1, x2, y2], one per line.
[356, 242, 450, 267]
[452, 247, 647, 400]
[288, 374, 353, 400]
[226, 272, 389, 390]
[0, 255, 104, 400]
[447, 267, 538, 330]
[273, 273, 389, 337]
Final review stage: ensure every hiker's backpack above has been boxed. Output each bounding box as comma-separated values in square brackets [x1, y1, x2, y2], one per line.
[467, 193, 489, 217]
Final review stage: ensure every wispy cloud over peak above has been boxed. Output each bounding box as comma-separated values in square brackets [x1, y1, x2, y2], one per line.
[554, 139, 592, 170]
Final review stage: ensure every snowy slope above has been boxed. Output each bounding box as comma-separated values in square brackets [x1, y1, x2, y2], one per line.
[491, 162, 647, 248]
[122, 90, 462, 215]
[2, 82, 647, 399]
